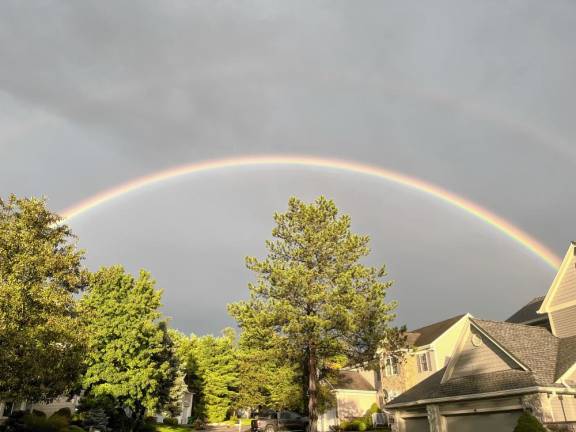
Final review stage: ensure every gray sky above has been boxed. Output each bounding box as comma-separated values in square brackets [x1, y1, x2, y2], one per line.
[1, 0, 575, 335]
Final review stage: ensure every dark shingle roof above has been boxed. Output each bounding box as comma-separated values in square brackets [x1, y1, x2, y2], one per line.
[387, 368, 540, 405]
[387, 319, 576, 407]
[472, 319, 559, 384]
[409, 315, 465, 347]
[334, 370, 375, 391]
[506, 296, 547, 324]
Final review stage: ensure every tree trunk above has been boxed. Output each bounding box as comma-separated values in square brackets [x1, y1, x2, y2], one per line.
[130, 403, 146, 432]
[307, 346, 318, 432]
[302, 355, 310, 416]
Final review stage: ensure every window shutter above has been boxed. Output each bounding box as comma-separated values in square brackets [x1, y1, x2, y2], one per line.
[417, 355, 422, 373]
[426, 352, 432, 371]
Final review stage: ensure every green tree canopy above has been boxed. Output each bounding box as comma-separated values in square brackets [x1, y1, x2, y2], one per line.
[513, 412, 547, 432]
[178, 329, 239, 423]
[80, 266, 178, 425]
[228, 197, 400, 432]
[236, 322, 303, 413]
[0, 195, 87, 402]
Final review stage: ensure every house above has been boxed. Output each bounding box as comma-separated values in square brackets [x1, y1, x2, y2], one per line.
[1, 389, 194, 425]
[385, 241, 576, 432]
[155, 389, 194, 425]
[318, 370, 379, 432]
[0, 396, 80, 423]
[316, 314, 470, 432]
[379, 314, 469, 404]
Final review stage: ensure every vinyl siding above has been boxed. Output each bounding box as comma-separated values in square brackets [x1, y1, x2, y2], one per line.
[451, 327, 518, 379]
[551, 253, 576, 307]
[551, 395, 576, 422]
[432, 316, 467, 368]
[550, 304, 576, 338]
[336, 391, 378, 419]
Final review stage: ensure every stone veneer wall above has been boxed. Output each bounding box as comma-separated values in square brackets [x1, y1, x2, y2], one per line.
[521, 393, 554, 424]
[380, 354, 422, 402]
[426, 405, 444, 432]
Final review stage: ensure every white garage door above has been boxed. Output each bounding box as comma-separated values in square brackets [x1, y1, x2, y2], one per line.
[404, 417, 430, 432]
[445, 411, 522, 432]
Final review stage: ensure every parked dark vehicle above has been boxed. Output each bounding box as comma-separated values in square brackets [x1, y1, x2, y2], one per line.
[251, 410, 309, 432]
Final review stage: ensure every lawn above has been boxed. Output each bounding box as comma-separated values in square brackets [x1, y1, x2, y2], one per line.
[155, 425, 192, 432]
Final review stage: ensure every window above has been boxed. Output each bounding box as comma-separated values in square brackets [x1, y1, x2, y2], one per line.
[417, 352, 432, 373]
[384, 356, 399, 376]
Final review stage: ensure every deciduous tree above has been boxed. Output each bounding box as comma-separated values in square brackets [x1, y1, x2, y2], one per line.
[0, 195, 87, 402]
[228, 197, 400, 432]
[186, 329, 239, 423]
[80, 266, 178, 427]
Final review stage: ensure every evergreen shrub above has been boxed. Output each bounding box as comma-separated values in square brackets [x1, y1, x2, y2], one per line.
[513, 412, 547, 432]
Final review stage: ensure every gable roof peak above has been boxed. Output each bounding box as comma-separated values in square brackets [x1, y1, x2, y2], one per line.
[539, 242, 576, 314]
[472, 317, 556, 337]
[408, 314, 468, 347]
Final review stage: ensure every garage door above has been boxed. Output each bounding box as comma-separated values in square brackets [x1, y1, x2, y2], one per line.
[404, 417, 430, 432]
[445, 411, 522, 432]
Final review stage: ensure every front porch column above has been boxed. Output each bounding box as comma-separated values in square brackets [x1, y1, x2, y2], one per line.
[391, 410, 403, 432]
[426, 404, 446, 432]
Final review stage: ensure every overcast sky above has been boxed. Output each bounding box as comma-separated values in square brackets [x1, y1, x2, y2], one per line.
[1, 1, 575, 335]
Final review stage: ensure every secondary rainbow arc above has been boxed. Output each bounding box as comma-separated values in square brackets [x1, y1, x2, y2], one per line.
[60, 155, 561, 269]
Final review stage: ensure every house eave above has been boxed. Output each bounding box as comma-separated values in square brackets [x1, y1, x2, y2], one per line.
[516, 316, 549, 325]
[385, 385, 576, 409]
[333, 389, 377, 395]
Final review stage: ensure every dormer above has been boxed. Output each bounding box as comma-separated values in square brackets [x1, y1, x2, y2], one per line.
[538, 242, 576, 338]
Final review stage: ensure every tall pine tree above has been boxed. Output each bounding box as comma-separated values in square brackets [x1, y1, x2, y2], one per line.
[236, 322, 303, 413]
[229, 197, 400, 432]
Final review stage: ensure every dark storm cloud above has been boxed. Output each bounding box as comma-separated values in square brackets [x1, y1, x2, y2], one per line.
[1, 1, 575, 333]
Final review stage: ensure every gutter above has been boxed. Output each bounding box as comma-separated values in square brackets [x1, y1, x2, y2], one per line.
[334, 389, 377, 395]
[385, 386, 576, 409]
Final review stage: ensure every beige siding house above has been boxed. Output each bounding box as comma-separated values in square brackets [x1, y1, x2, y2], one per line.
[386, 241, 576, 432]
[317, 314, 470, 432]
[318, 370, 379, 432]
[379, 315, 469, 403]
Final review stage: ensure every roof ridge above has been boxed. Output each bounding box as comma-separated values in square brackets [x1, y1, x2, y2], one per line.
[472, 317, 556, 334]
[409, 314, 466, 333]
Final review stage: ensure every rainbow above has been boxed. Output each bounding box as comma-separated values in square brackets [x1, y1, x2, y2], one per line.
[60, 155, 561, 269]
